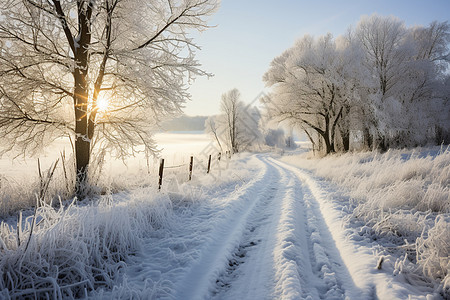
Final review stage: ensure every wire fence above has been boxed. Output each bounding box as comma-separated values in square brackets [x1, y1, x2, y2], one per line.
[158, 152, 230, 190]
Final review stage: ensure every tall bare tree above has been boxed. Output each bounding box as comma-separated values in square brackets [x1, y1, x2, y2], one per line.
[205, 89, 262, 154]
[0, 0, 218, 194]
[220, 89, 240, 154]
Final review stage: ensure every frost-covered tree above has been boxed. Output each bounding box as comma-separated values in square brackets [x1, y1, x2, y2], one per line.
[352, 15, 450, 149]
[355, 15, 408, 97]
[264, 15, 450, 154]
[220, 88, 261, 153]
[0, 0, 218, 193]
[263, 34, 356, 154]
[220, 89, 241, 153]
[205, 89, 262, 154]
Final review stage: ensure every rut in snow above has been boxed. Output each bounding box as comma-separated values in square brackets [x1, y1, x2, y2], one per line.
[175, 155, 361, 300]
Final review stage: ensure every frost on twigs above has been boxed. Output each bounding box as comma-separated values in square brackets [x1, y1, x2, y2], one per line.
[263, 15, 450, 154]
[0, 0, 219, 190]
[416, 216, 450, 289]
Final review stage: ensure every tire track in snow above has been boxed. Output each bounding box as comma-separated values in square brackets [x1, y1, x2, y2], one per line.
[267, 157, 363, 299]
[173, 155, 281, 300]
[215, 156, 317, 299]
[212, 156, 293, 299]
[270, 157, 420, 299]
[174, 154, 363, 299]
[213, 156, 362, 299]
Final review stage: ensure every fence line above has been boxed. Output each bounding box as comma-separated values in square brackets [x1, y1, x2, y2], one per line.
[163, 163, 189, 169]
[158, 152, 226, 190]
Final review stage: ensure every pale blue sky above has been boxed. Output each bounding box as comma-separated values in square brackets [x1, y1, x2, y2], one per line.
[184, 0, 450, 116]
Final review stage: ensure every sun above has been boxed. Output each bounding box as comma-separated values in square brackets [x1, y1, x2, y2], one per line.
[96, 96, 109, 112]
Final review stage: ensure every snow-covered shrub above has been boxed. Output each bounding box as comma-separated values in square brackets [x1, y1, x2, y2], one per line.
[371, 210, 432, 243]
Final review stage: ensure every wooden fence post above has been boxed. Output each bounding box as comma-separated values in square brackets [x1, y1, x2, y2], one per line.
[158, 158, 164, 190]
[189, 156, 193, 181]
[207, 154, 211, 174]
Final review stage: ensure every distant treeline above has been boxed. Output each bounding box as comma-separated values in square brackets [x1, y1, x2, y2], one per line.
[161, 115, 207, 131]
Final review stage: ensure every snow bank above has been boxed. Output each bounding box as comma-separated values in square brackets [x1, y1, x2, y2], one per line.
[280, 146, 450, 296]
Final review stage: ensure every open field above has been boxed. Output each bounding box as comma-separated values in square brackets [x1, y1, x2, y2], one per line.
[0, 135, 448, 298]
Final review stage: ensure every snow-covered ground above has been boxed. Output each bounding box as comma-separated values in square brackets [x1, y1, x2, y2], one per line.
[95, 153, 446, 299]
[0, 132, 212, 216]
[0, 132, 211, 180]
[0, 134, 448, 299]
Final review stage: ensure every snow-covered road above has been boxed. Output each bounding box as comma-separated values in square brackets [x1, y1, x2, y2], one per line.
[203, 156, 358, 300]
[103, 154, 437, 299]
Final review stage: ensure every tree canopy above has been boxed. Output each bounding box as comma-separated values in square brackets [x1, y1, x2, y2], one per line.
[0, 0, 219, 193]
[264, 15, 450, 153]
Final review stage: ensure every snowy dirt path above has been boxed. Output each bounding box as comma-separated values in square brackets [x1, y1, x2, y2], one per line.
[104, 153, 434, 299]
[173, 155, 362, 300]
[206, 156, 364, 300]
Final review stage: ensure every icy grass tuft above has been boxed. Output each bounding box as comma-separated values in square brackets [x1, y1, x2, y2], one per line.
[281, 146, 450, 293]
[0, 175, 37, 217]
[0, 189, 174, 299]
[416, 215, 450, 289]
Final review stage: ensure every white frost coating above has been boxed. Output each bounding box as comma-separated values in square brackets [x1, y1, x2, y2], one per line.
[75, 133, 91, 142]
[0, 148, 444, 298]
[0, 0, 220, 168]
[263, 16, 450, 153]
[173, 158, 269, 299]
[270, 157, 436, 299]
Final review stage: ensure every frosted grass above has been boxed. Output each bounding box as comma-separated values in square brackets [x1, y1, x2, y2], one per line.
[0, 189, 174, 299]
[281, 146, 450, 293]
[0, 146, 252, 298]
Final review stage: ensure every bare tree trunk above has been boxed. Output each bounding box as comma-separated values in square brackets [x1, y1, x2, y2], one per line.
[74, 75, 91, 194]
[231, 107, 238, 153]
[72, 2, 93, 196]
[324, 114, 335, 154]
[342, 131, 350, 151]
[74, 133, 90, 191]
[323, 134, 334, 154]
[303, 128, 316, 155]
[364, 126, 373, 149]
